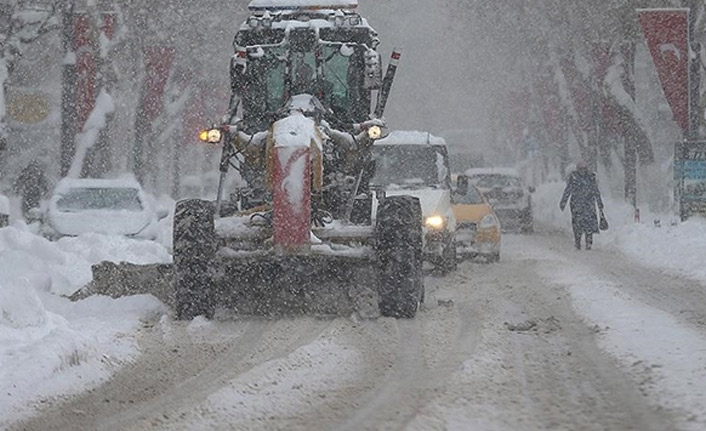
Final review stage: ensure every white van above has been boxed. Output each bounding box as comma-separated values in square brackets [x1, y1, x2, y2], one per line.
[372, 131, 457, 272]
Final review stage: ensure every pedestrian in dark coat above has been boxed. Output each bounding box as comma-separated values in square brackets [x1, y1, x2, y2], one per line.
[560, 161, 604, 250]
[12, 160, 48, 220]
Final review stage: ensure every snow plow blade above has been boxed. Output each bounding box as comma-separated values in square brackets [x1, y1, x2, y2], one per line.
[211, 255, 379, 316]
[71, 261, 174, 305]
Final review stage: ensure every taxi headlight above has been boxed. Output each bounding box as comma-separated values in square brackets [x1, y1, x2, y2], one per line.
[480, 214, 498, 228]
[425, 215, 445, 230]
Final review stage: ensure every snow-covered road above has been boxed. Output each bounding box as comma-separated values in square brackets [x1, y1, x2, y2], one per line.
[10, 232, 706, 431]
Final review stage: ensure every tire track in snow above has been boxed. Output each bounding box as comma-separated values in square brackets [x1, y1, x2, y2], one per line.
[330, 272, 482, 431]
[12, 317, 332, 431]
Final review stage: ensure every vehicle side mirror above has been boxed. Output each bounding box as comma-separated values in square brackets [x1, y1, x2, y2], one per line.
[528, 186, 536, 193]
[456, 175, 469, 196]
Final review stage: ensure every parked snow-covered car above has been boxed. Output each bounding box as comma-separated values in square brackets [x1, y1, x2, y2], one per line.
[465, 167, 534, 233]
[372, 131, 457, 272]
[44, 177, 163, 239]
[0, 194, 9, 228]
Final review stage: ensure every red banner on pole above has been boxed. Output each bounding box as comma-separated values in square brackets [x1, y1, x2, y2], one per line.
[73, 13, 96, 130]
[638, 8, 689, 132]
[142, 46, 175, 122]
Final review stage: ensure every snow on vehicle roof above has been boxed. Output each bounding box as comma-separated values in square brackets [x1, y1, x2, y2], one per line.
[465, 167, 521, 177]
[248, 0, 358, 11]
[375, 131, 446, 147]
[54, 176, 144, 195]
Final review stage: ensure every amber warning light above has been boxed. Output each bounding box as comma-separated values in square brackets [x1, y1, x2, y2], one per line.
[199, 128, 223, 144]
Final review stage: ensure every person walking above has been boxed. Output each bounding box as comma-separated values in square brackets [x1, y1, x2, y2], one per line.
[560, 161, 604, 250]
[12, 159, 48, 221]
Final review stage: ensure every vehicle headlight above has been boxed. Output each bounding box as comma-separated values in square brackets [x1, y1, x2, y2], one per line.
[425, 215, 445, 230]
[367, 125, 382, 140]
[199, 128, 222, 144]
[480, 214, 498, 228]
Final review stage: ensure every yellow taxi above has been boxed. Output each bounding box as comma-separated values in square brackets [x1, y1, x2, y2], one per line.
[452, 176, 501, 262]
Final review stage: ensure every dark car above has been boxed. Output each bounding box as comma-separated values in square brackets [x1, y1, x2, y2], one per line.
[465, 167, 534, 233]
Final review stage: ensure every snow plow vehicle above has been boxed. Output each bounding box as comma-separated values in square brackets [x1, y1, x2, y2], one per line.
[173, 0, 423, 319]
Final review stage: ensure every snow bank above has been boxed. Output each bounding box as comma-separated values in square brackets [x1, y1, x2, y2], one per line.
[532, 179, 706, 284]
[0, 224, 171, 297]
[0, 225, 168, 425]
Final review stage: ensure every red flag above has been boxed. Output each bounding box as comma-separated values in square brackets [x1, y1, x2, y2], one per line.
[638, 8, 689, 132]
[73, 13, 96, 130]
[142, 46, 175, 122]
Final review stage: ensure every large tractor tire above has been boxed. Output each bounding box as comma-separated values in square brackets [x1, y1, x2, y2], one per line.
[376, 196, 424, 318]
[440, 241, 458, 274]
[173, 199, 217, 320]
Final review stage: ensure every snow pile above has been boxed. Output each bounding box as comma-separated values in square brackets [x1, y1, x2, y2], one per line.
[532, 179, 706, 284]
[0, 224, 171, 297]
[0, 225, 168, 425]
[152, 195, 176, 252]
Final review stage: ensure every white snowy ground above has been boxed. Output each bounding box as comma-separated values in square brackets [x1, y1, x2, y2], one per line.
[0, 222, 170, 426]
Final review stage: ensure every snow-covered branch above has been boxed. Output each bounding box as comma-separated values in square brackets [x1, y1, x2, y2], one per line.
[67, 90, 116, 178]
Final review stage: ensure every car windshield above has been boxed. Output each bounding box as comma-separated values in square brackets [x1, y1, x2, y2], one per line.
[455, 186, 484, 205]
[372, 146, 448, 188]
[472, 174, 522, 189]
[56, 187, 143, 212]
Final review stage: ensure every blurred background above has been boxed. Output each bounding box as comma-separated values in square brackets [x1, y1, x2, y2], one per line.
[1, 0, 704, 214]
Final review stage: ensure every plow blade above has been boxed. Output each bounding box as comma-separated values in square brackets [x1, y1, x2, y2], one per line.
[213, 255, 379, 317]
[74, 258, 380, 318]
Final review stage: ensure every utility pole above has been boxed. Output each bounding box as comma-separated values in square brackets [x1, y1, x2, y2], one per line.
[60, 1, 76, 177]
